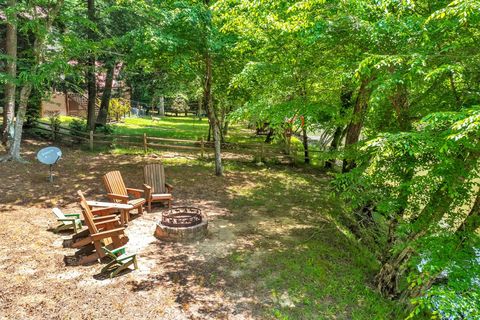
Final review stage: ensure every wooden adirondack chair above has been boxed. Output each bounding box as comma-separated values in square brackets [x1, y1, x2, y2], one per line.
[143, 163, 173, 212]
[73, 191, 128, 265]
[70, 194, 124, 245]
[102, 171, 146, 223]
[101, 246, 138, 278]
[52, 208, 82, 233]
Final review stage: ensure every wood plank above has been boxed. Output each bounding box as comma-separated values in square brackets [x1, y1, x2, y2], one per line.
[86, 201, 133, 210]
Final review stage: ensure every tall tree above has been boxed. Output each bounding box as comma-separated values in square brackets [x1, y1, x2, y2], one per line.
[95, 60, 116, 125]
[2, 0, 65, 161]
[2, 0, 17, 147]
[86, 0, 97, 130]
[203, 0, 223, 176]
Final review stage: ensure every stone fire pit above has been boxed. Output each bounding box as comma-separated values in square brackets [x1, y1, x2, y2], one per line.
[154, 207, 208, 242]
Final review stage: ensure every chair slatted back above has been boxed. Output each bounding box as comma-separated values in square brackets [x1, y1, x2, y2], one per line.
[144, 163, 166, 194]
[52, 208, 66, 220]
[103, 171, 128, 202]
[77, 191, 98, 234]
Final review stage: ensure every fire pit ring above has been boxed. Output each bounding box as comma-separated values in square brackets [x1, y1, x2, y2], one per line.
[155, 207, 208, 242]
[161, 207, 203, 227]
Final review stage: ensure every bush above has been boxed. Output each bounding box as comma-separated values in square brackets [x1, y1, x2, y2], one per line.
[68, 118, 87, 144]
[46, 111, 61, 141]
[95, 123, 115, 135]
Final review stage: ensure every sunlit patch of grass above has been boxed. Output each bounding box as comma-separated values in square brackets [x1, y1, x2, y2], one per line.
[216, 168, 408, 319]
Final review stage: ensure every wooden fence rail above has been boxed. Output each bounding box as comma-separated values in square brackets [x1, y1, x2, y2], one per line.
[30, 121, 291, 162]
[31, 120, 327, 165]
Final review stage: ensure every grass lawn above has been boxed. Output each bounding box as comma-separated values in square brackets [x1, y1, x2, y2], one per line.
[40, 115, 329, 167]
[0, 135, 407, 318]
[48, 115, 263, 144]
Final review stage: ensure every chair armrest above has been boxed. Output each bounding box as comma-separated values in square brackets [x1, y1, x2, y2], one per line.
[126, 188, 144, 197]
[91, 207, 117, 215]
[91, 227, 125, 241]
[110, 245, 127, 255]
[107, 193, 129, 203]
[117, 253, 137, 261]
[165, 183, 173, 192]
[58, 218, 77, 222]
[64, 213, 81, 218]
[143, 184, 152, 200]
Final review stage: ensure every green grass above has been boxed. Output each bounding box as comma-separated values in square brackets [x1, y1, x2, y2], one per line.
[46, 115, 264, 143]
[42, 116, 329, 166]
[115, 117, 266, 144]
[212, 166, 408, 319]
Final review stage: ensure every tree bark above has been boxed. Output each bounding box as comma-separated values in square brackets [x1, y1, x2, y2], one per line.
[342, 79, 371, 173]
[390, 83, 410, 131]
[324, 127, 343, 169]
[302, 126, 309, 164]
[223, 120, 229, 138]
[86, 0, 97, 131]
[325, 88, 353, 169]
[204, 53, 222, 176]
[8, 85, 32, 160]
[2, 0, 17, 147]
[95, 61, 115, 125]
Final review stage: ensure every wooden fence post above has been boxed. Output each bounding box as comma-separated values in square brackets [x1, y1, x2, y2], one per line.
[89, 131, 94, 151]
[200, 137, 205, 159]
[143, 133, 148, 154]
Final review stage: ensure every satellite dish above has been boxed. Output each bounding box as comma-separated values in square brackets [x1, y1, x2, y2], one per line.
[37, 146, 62, 182]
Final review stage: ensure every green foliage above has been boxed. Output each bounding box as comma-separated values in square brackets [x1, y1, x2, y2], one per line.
[8, 0, 480, 316]
[46, 111, 61, 141]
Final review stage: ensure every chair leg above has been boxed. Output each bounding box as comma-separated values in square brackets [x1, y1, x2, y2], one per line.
[138, 205, 143, 215]
[148, 201, 152, 213]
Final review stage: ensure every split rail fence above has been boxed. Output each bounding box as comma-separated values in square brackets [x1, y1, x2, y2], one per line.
[30, 120, 313, 163]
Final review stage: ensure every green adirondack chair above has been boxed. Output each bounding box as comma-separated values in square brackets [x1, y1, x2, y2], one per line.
[52, 208, 83, 233]
[101, 246, 138, 278]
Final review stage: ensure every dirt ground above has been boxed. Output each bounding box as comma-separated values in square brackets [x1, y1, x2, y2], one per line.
[0, 140, 331, 319]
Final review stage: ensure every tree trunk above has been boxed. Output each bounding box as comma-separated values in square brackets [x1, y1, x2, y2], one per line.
[376, 184, 451, 297]
[204, 53, 222, 176]
[95, 61, 115, 125]
[325, 88, 353, 169]
[342, 79, 370, 173]
[159, 96, 165, 116]
[2, 0, 17, 147]
[86, 0, 97, 131]
[302, 126, 309, 164]
[1, 0, 64, 162]
[324, 126, 343, 169]
[207, 124, 212, 142]
[8, 85, 33, 160]
[223, 120, 229, 138]
[390, 83, 410, 131]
